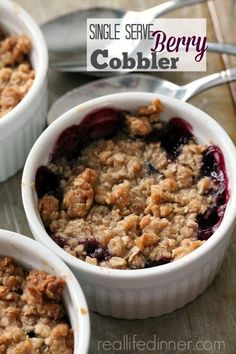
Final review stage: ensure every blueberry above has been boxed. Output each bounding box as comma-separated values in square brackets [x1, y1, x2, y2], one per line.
[84, 239, 111, 262]
[27, 331, 36, 338]
[35, 166, 61, 199]
[200, 145, 225, 180]
[159, 117, 193, 159]
[51, 235, 68, 248]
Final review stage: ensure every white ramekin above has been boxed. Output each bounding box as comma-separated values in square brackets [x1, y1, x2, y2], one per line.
[22, 92, 236, 319]
[0, 229, 90, 353]
[0, 0, 48, 182]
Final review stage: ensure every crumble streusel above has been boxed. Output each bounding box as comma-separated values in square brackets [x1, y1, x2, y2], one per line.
[0, 29, 35, 118]
[0, 257, 73, 353]
[36, 99, 228, 269]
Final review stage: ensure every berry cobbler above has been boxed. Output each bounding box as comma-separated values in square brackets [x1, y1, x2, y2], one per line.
[0, 257, 73, 353]
[36, 99, 228, 269]
[0, 29, 35, 118]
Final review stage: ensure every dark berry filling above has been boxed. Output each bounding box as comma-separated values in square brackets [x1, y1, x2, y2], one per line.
[35, 166, 61, 199]
[83, 239, 111, 262]
[51, 108, 123, 160]
[27, 331, 36, 338]
[145, 117, 193, 160]
[51, 235, 68, 248]
[159, 117, 193, 159]
[197, 145, 228, 240]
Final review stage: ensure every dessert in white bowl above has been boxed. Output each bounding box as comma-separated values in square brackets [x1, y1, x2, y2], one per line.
[0, 230, 90, 353]
[0, 0, 48, 182]
[36, 99, 228, 270]
[22, 92, 236, 319]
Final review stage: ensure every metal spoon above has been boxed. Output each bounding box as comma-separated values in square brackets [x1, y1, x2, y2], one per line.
[41, 0, 236, 72]
[47, 68, 236, 124]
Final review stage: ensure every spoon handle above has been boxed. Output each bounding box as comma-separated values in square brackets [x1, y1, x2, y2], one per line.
[207, 42, 236, 56]
[181, 68, 236, 101]
[50, 62, 88, 72]
[143, 0, 207, 18]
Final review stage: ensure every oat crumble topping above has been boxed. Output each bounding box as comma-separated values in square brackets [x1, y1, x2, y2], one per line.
[0, 29, 35, 118]
[37, 99, 228, 269]
[0, 257, 73, 353]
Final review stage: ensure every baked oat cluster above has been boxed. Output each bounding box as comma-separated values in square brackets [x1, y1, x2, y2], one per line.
[0, 29, 35, 117]
[37, 99, 228, 269]
[0, 257, 73, 353]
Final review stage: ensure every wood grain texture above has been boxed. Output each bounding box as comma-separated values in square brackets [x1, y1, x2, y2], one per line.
[208, 0, 236, 105]
[1, 1, 236, 353]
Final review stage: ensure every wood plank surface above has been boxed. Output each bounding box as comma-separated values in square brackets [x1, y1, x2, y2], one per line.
[1, 1, 236, 353]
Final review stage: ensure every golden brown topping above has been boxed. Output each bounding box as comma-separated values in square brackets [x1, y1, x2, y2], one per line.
[108, 257, 127, 269]
[172, 239, 204, 260]
[135, 232, 159, 250]
[108, 237, 126, 257]
[47, 324, 74, 354]
[107, 180, 130, 208]
[0, 33, 34, 117]
[126, 115, 153, 136]
[22, 270, 65, 304]
[38, 195, 59, 226]
[138, 98, 164, 116]
[63, 168, 97, 217]
[0, 257, 73, 353]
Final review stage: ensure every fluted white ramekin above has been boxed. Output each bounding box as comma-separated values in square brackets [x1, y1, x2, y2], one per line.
[0, 0, 48, 182]
[0, 229, 90, 353]
[22, 92, 236, 319]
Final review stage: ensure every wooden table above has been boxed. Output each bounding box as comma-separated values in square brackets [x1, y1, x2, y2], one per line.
[1, 1, 236, 353]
